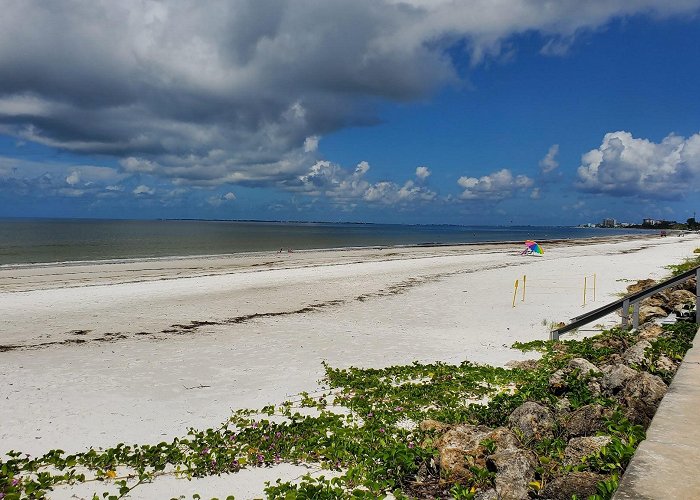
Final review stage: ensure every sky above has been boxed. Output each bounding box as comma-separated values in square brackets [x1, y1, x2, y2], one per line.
[1, 1, 700, 225]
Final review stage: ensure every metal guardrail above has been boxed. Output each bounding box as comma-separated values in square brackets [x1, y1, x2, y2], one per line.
[550, 265, 700, 341]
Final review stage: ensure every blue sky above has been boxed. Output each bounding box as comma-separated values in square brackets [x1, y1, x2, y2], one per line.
[1, 1, 699, 225]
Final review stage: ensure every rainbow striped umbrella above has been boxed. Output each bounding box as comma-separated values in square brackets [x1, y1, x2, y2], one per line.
[525, 240, 544, 255]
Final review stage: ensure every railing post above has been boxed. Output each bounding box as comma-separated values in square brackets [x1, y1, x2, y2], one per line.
[622, 298, 630, 328]
[550, 329, 560, 342]
[633, 301, 640, 329]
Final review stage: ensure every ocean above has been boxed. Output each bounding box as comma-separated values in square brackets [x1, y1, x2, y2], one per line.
[0, 218, 652, 266]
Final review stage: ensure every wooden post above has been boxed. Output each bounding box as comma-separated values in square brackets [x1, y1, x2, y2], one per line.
[593, 273, 597, 302]
[633, 302, 640, 329]
[513, 279, 519, 308]
[522, 275, 526, 302]
[583, 276, 587, 306]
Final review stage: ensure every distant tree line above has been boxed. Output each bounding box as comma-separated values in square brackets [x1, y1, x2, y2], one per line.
[631, 218, 698, 230]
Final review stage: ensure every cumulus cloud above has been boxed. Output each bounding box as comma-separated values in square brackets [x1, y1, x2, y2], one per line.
[0, 157, 126, 198]
[575, 131, 700, 198]
[1, 1, 698, 188]
[133, 185, 155, 196]
[458, 169, 534, 200]
[540, 144, 560, 174]
[286, 160, 436, 206]
[207, 191, 237, 206]
[65, 171, 81, 186]
[415, 166, 431, 180]
[304, 136, 320, 153]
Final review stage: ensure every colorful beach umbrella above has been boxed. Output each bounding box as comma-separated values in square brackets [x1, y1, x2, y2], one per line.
[525, 240, 544, 255]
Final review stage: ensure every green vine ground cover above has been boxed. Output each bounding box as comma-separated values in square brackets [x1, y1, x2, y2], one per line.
[1, 320, 696, 500]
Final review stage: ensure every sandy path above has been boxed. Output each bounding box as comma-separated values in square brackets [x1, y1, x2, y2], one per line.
[1, 234, 698, 498]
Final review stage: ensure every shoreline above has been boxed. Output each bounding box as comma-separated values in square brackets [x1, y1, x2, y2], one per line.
[0, 231, 658, 270]
[0, 234, 656, 294]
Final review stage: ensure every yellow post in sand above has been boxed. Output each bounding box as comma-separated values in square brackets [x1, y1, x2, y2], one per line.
[593, 273, 597, 302]
[513, 279, 519, 308]
[522, 275, 527, 302]
[583, 276, 587, 306]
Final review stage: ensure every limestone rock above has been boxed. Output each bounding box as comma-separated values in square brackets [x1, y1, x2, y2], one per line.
[549, 369, 568, 395]
[637, 322, 664, 340]
[505, 359, 539, 370]
[540, 471, 607, 500]
[548, 359, 601, 397]
[619, 372, 667, 426]
[564, 404, 611, 437]
[568, 358, 599, 376]
[508, 402, 554, 441]
[434, 425, 490, 481]
[626, 279, 655, 294]
[622, 340, 652, 367]
[600, 364, 637, 394]
[563, 436, 612, 467]
[489, 449, 537, 500]
[419, 419, 450, 432]
[641, 296, 671, 312]
[587, 380, 602, 396]
[669, 289, 696, 309]
[656, 354, 677, 373]
[434, 425, 519, 482]
[475, 489, 498, 500]
[677, 277, 697, 293]
[656, 289, 673, 303]
[554, 396, 571, 414]
[638, 305, 668, 324]
[607, 353, 624, 365]
[488, 426, 522, 449]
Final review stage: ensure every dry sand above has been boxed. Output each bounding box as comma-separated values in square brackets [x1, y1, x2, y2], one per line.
[1, 233, 698, 498]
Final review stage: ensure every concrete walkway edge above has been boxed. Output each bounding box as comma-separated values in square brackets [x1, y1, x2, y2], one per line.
[614, 325, 700, 499]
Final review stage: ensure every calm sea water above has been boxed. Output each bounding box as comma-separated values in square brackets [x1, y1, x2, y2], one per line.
[0, 219, 652, 266]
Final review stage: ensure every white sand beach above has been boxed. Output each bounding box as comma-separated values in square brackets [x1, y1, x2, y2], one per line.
[1, 234, 699, 498]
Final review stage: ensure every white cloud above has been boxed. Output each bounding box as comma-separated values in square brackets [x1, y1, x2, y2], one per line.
[0, 94, 57, 116]
[415, 166, 431, 180]
[530, 187, 541, 199]
[133, 184, 155, 196]
[458, 168, 534, 200]
[575, 131, 700, 198]
[57, 187, 85, 197]
[0, 157, 127, 200]
[65, 171, 81, 186]
[121, 157, 160, 174]
[207, 191, 237, 206]
[540, 37, 575, 57]
[364, 179, 437, 204]
[540, 144, 560, 174]
[304, 136, 320, 153]
[289, 160, 436, 206]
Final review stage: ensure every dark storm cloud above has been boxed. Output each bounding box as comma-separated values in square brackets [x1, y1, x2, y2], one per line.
[0, 0, 454, 181]
[1, 0, 699, 188]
